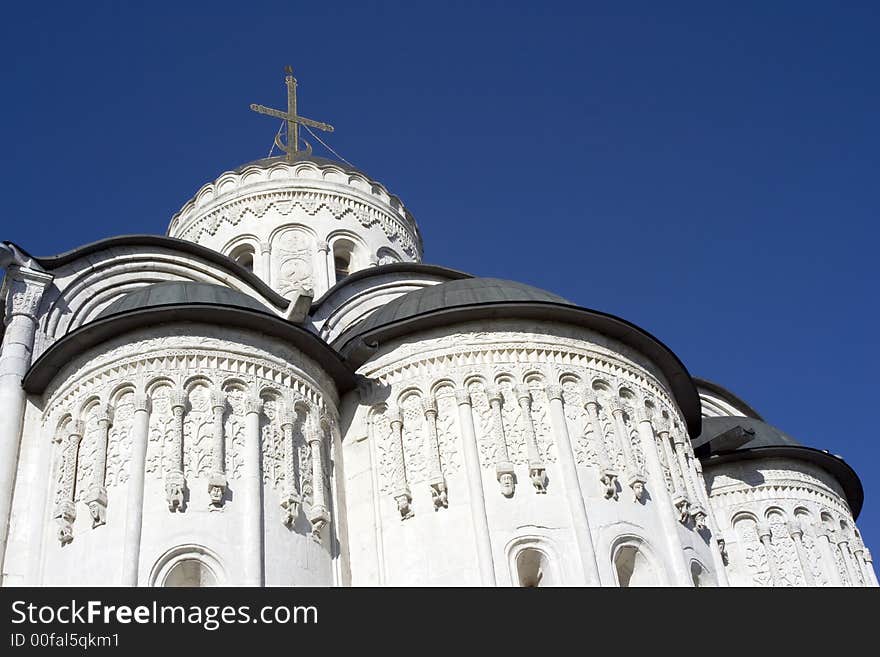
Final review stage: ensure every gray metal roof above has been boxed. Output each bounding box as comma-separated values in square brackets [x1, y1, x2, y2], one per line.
[340, 277, 571, 338]
[310, 263, 473, 310]
[695, 416, 863, 517]
[334, 276, 703, 437]
[693, 416, 800, 453]
[97, 281, 271, 319]
[22, 235, 289, 310]
[25, 283, 357, 394]
[694, 377, 764, 420]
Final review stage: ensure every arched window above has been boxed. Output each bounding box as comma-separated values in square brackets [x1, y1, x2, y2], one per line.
[163, 559, 218, 587]
[516, 548, 555, 587]
[614, 545, 659, 587]
[333, 239, 355, 283]
[229, 244, 255, 273]
[149, 544, 225, 587]
[690, 561, 713, 587]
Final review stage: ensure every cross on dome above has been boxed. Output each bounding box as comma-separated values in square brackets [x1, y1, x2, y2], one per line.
[250, 65, 335, 161]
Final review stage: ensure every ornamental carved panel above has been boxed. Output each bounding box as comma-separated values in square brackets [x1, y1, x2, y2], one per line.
[261, 398, 285, 488]
[274, 229, 314, 297]
[435, 392, 462, 476]
[106, 391, 134, 487]
[223, 388, 247, 480]
[183, 384, 213, 480]
[74, 407, 100, 502]
[466, 381, 497, 468]
[735, 516, 771, 587]
[401, 395, 427, 485]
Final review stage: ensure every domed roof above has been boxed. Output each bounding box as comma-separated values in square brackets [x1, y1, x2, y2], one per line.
[26, 281, 357, 395]
[695, 416, 864, 517]
[334, 276, 703, 437]
[694, 416, 801, 453]
[338, 277, 570, 338]
[97, 281, 271, 319]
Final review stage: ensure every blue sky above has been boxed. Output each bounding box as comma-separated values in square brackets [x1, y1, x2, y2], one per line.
[2, 2, 878, 551]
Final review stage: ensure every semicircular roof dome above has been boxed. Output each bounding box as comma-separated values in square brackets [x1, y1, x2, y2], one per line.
[342, 277, 571, 336]
[695, 415, 864, 517]
[97, 281, 272, 319]
[334, 276, 703, 437]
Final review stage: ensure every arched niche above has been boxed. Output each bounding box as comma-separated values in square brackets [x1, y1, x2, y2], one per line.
[613, 543, 660, 587]
[163, 559, 218, 587]
[149, 544, 225, 587]
[516, 548, 556, 587]
[690, 560, 714, 587]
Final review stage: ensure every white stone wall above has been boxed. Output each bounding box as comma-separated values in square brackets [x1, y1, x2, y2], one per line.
[340, 319, 721, 586]
[704, 458, 878, 586]
[167, 159, 423, 299]
[4, 323, 343, 586]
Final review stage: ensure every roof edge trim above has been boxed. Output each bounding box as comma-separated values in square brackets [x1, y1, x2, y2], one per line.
[16, 235, 289, 310]
[24, 304, 356, 394]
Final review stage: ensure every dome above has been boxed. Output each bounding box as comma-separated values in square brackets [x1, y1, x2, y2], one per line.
[338, 277, 570, 339]
[167, 151, 423, 302]
[97, 281, 272, 319]
[695, 416, 863, 517]
[335, 276, 703, 437]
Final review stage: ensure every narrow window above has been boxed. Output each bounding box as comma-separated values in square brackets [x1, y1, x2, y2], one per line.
[615, 545, 658, 587]
[162, 559, 218, 587]
[691, 561, 713, 587]
[230, 245, 255, 273]
[333, 239, 355, 283]
[516, 548, 554, 587]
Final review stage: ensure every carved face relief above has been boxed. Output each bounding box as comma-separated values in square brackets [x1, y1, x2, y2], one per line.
[209, 484, 224, 506]
[499, 473, 515, 497]
[632, 480, 645, 501]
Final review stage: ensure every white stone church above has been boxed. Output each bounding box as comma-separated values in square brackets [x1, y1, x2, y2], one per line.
[0, 73, 875, 587]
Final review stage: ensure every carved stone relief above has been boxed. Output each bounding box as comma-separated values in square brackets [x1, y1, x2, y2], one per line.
[274, 229, 314, 297]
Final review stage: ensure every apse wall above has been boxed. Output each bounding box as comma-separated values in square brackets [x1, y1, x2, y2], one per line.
[703, 457, 877, 587]
[9, 323, 343, 586]
[340, 319, 723, 586]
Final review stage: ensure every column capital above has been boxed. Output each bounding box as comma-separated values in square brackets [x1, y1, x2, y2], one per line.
[582, 390, 598, 408]
[259, 241, 271, 255]
[486, 386, 503, 405]
[788, 521, 804, 541]
[653, 414, 671, 433]
[3, 266, 53, 324]
[757, 522, 772, 542]
[280, 409, 295, 429]
[96, 404, 113, 426]
[211, 390, 226, 413]
[133, 392, 151, 413]
[423, 397, 437, 416]
[316, 240, 330, 254]
[633, 406, 652, 424]
[244, 396, 263, 415]
[545, 384, 564, 402]
[606, 399, 625, 416]
[171, 389, 187, 410]
[388, 407, 403, 428]
[69, 421, 85, 443]
[454, 388, 471, 406]
[515, 385, 532, 405]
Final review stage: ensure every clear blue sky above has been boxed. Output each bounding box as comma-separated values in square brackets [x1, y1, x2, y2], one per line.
[2, 2, 878, 551]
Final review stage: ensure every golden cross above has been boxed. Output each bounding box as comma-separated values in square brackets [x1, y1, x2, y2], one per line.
[250, 66, 334, 161]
